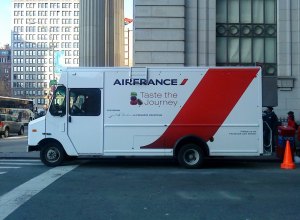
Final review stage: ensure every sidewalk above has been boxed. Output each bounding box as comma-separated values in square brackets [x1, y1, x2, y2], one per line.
[209, 154, 281, 163]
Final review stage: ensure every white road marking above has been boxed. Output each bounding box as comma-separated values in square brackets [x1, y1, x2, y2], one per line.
[4, 136, 28, 140]
[0, 162, 43, 166]
[0, 165, 79, 220]
[219, 191, 241, 200]
[0, 160, 42, 174]
[0, 159, 40, 162]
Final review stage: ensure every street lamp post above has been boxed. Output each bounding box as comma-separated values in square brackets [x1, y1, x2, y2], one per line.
[48, 36, 57, 101]
[49, 37, 55, 80]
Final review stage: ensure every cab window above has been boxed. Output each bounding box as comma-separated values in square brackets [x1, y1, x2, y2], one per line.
[69, 88, 101, 116]
[49, 86, 66, 116]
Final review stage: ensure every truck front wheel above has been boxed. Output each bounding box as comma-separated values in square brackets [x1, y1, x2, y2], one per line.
[40, 142, 65, 167]
[178, 144, 204, 168]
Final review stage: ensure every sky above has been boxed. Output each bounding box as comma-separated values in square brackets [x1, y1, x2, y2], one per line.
[0, 0, 133, 46]
[0, 0, 11, 46]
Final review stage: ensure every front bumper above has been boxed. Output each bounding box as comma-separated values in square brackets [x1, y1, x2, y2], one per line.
[27, 145, 40, 152]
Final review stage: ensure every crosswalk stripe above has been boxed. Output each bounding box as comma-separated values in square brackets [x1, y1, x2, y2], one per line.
[0, 164, 79, 220]
[5, 136, 28, 140]
[0, 162, 43, 166]
[0, 172, 6, 175]
[0, 167, 21, 169]
[0, 159, 40, 162]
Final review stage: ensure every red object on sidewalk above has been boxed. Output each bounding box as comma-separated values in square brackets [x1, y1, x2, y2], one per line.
[276, 126, 296, 159]
[278, 126, 296, 136]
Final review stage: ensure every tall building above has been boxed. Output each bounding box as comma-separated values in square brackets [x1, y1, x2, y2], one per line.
[0, 44, 12, 97]
[12, 0, 80, 109]
[133, 0, 300, 117]
[79, 0, 124, 67]
[124, 27, 133, 66]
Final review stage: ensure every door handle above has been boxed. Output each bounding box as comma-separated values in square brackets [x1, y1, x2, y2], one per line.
[69, 115, 72, 122]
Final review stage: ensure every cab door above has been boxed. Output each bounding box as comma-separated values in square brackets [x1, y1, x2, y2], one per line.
[67, 88, 103, 154]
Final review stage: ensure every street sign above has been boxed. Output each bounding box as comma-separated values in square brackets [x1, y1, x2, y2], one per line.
[54, 51, 65, 75]
[50, 80, 57, 86]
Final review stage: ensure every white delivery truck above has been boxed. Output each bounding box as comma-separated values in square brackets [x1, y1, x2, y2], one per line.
[28, 67, 265, 168]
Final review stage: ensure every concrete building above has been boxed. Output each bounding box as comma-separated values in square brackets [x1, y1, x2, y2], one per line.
[133, 0, 300, 119]
[124, 27, 133, 66]
[11, 0, 80, 109]
[79, 0, 124, 67]
[0, 45, 12, 97]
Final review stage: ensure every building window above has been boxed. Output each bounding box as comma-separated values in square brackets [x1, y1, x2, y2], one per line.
[73, 58, 79, 65]
[65, 58, 71, 64]
[216, 0, 277, 76]
[14, 3, 24, 8]
[73, 42, 79, 48]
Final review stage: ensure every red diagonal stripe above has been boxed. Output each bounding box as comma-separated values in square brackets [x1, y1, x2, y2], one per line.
[141, 68, 259, 149]
[180, 79, 188, 85]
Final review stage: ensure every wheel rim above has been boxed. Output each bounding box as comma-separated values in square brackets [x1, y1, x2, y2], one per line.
[46, 147, 60, 163]
[4, 129, 8, 137]
[183, 149, 200, 166]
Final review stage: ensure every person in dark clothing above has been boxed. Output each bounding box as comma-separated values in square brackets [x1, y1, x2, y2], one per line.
[18, 112, 22, 122]
[263, 106, 278, 150]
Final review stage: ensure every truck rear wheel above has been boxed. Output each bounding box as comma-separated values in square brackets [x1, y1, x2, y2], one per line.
[40, 142, 65, 167]
[178, 144, 204, 168]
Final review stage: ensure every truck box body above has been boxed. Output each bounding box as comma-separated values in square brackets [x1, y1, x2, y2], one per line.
[28, 67, 263, 167]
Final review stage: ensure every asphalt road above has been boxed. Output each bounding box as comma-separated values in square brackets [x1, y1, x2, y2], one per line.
[0, 135, 28, 152]
[1, 157, 300, 220]
[0, 140, 39, 159]
[1, 131, 300, 220]
[0, 126, 39, 158]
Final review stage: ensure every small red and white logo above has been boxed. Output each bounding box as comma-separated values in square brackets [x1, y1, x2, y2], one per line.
[180, 79, 188, 85]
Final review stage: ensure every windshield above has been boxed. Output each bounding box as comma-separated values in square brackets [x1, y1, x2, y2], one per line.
[49, 86, 66, 116]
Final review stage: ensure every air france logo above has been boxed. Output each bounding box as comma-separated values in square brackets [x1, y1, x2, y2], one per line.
[113, 78, 188, 86]
[180, 79, 188, 85]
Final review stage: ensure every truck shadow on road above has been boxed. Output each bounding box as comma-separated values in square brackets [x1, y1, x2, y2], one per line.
[62, 156, 282, 170]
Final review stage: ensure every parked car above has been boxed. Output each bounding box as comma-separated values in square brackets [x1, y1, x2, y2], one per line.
[0, 114, 25, 138]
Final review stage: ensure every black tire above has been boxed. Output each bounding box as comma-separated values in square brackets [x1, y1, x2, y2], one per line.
[178, 144, 204, 168]
[40, 142, 65, 167]
[18, 126, 24, 135]
[4, 128, 9, 138]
